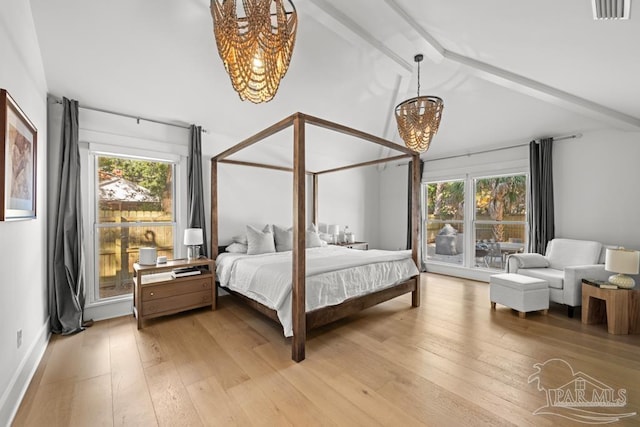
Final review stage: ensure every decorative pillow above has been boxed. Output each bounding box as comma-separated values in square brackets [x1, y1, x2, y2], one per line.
[232, 234, 248, 245]
[318, 232, 332, 243]
[273, 225, 293, 252]
[246, 225, 276, 255]
[226, 242, 248, 254]
[306, 229, 324, 248]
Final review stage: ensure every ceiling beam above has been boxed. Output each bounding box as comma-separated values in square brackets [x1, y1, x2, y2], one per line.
[385, 1, 640, 130]
[383, 0, 445, 63]
[445, 51, 640, 130]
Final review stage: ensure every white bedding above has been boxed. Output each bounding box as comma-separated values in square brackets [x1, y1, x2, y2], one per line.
[216, 246, 419, 336]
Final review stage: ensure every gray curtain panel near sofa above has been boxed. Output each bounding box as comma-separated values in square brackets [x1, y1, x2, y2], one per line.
[528, 138, 555, 254]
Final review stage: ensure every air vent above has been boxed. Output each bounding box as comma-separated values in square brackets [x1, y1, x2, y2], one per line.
[592, 0, 631, 19]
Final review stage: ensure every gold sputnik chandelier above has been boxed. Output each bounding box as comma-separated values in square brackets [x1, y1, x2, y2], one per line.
[395, 54, 444, 153]
[211, 0, 298, 103]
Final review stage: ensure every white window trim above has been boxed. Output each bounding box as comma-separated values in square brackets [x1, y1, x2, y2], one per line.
[81, 141, 188, 320]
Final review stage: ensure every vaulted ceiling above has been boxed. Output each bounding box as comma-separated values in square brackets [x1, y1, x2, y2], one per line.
[29, 0, 640, 161]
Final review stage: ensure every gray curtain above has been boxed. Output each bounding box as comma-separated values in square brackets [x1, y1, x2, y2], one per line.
[528, 138, 555, 254]
[49, 98, 85, 335]
[188, 125, 208, 257]
[406, 160, 424, 250]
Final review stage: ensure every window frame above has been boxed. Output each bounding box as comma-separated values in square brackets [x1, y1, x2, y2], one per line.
[84, 144, 185, 307]
[421, 158, 529, 278]
[422, 179, 466, 267]
[471, 172, 529, 270]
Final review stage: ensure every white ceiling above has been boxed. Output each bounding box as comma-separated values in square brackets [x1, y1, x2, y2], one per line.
[29, 0, 640, 162]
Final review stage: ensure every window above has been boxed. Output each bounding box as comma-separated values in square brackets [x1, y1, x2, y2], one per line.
[95, 155, 176, 299]
[473, 175, 527, 269]
[423, 180, 465, 265]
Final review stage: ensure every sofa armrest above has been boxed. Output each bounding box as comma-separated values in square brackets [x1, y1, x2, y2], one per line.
[563, 264, 609, 307]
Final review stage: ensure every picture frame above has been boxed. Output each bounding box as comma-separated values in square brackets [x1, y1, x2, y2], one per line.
[1, 89, 38, 220]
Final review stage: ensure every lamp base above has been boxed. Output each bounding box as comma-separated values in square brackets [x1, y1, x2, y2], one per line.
[187, 245, 200, 261]
[608, 273, 636, 289]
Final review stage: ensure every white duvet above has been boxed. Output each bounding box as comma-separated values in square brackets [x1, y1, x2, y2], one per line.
[216, 246, 419, 337]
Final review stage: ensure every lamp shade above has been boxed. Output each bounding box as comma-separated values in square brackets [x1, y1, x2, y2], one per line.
[328, 224, 340, 235]
[605, 248, 640, 274]
[184, 228, 204, 246]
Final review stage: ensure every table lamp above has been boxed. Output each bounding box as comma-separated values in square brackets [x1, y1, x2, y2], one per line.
[328, 224, 340, 244]
[605, 248, 640, 289]
[184, 228, 203, 261]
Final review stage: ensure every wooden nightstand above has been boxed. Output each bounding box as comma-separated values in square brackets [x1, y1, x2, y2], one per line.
[330, 241, 368, 250]
[133, 258, 215, 329]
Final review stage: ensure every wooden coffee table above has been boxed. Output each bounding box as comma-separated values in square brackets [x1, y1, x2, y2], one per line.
[581, 281, 640, 334]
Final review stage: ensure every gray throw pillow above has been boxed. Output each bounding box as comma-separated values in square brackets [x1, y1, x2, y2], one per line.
[246, 224, 276, 255]
[273, 225, 293, 252]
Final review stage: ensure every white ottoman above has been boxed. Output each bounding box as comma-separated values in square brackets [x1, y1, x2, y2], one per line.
[490, 273, 549, 318]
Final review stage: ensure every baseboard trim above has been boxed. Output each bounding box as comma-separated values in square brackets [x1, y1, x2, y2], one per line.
[83, 297, 133, 322]
[0, 317, 50, 427]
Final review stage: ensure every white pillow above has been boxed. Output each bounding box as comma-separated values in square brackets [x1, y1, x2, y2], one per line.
[232, 234, 248, 245]
[306, 229, 324, 248]
[273, 225, 293, 252]
[225, 242, 248, 253]
[318, 232, 332, 243]
[246, 224, 276, 255]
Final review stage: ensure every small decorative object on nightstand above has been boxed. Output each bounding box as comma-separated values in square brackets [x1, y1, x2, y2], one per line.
[605, 248, 640, 289]
[328, 224, 340, 244]
[184, 228, 204, 261]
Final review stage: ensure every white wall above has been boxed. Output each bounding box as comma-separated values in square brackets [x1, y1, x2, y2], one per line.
[378, 163, 408, 250]
[554, 129, 640, 251]
[0, 2, 49, 424]
[208, 153, 380, 249]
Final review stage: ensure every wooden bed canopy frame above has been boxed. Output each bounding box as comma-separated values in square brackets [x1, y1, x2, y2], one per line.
[210, 112, 421, 362]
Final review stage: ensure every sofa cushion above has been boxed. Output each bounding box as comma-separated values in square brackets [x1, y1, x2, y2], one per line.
[545, 239, 602, 270]
[517, 268, 564, 289]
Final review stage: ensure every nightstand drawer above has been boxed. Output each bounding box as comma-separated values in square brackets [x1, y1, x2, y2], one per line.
[142, 277, 212, 301]
[142, 290, 212, 316]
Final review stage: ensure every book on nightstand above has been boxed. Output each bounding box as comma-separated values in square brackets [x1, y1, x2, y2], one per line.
[583, 278, 618, 289]
[171, 266, 202, 279]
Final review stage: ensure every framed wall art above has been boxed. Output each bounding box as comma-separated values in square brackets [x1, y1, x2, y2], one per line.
[1, 89, 38, 220]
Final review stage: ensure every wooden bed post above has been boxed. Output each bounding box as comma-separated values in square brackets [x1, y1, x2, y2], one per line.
[292, 114, 306, 362]
[411, 154, 421, 307]
[211, 159, 219, 261]
[312, 173, 318, 227]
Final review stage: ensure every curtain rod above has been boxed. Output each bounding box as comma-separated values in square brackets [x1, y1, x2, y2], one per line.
[419, 133, 581, 163]
[49, 96, 207, 133]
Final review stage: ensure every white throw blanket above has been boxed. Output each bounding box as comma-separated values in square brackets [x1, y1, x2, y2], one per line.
[217, 246, 419, 336]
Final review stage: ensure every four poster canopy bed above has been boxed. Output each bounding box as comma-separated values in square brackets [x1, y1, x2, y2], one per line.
[210, 112, 422, 362]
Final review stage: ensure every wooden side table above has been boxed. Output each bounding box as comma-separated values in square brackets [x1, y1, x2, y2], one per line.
[133, 258, 215, 329]
[330, 241, 368, 250]
[581, 281, 640, 334]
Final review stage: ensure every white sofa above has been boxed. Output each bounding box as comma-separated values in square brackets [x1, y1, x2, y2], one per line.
[506, 238, 611, 317]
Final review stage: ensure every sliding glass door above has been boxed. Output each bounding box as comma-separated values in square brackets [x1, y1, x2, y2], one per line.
[423, 180, 465, 265]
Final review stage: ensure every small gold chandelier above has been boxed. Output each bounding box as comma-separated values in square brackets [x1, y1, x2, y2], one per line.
[211, 0, 298, 104]
[395, 54, 444, 153]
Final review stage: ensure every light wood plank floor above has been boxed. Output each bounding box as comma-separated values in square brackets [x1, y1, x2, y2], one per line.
[13, 273, 640, 426]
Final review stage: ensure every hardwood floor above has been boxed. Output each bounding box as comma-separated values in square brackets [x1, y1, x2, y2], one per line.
[13, 273, 640, 426]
